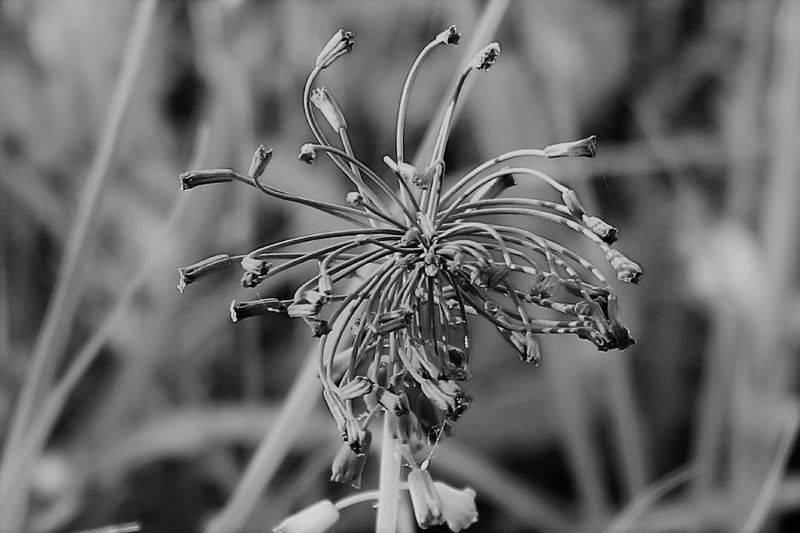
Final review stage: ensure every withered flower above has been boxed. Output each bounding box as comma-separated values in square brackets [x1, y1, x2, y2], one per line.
[179, 27, 640, 482]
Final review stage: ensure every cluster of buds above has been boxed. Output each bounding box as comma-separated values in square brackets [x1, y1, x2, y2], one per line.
[179, 26, 640, 532]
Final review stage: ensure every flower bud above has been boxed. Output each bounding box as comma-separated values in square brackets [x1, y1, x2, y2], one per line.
[434, 482, 478, 532]
[248, 145, 273, 179]
[311, 87, 347, 131]
[230, 298, 285, 322]
[561, 189, 586, 218]
[273, 500, 339, 533]
[330, 430, 371, 488]
[299, 144, 317, 164]
[470, 42, 501, 71]
[583, 215, 619, 244]
[436, 25, 461, 46]
[408, 469, 445, 529]
[240, 257, 272, 288]
[470, 172, 516, 202]
[529, 271, 560, 299]
[177, 254, 232, 293]
[544, 135, 597, 158]
[315, 29, 355, 69]
[345, 191, 363, 205]
[605, 249, 642, 284]
[288, 290, 325, 318]
[338, 376, 374, 401]
[179, 169, 234, 191]
[420, 379, 471, 421]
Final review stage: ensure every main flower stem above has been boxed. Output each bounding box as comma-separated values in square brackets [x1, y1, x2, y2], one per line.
[375, 413, 401, 533]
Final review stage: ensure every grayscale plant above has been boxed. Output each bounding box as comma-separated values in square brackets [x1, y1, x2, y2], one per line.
[179, 26, 640, 532]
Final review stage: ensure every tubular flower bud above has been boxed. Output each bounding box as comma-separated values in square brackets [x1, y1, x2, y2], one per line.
[470, 42, 501, 71]
[248, 145, 273, 179]
[605, 249, 642, 284]
[408, 469, 445, 529]
[240, 256, 272, 288]
[315, 29, 355, 69]
[561, 189, 586, 218]
[544, 135, 597, 159]
[436, 25, 461, 46]
[330, 430, 371, 488]
[311, 87, 347, 131]
[470, 172, 516, 202]
[299, 143, 317, 164]
[273, 500, 339, 533]
[337, 376, 374, 400]
[179, 169, 234, 190]
[230, 298, 286, 322]
[434, 482, 478, 532]
[583, 215, 619, 244]
[288, 290, 325, 318]
[177, 254, 232, 293]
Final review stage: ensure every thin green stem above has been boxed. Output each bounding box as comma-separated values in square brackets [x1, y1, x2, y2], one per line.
[0, 0, 159, 527]
[375, 413, 402, 533]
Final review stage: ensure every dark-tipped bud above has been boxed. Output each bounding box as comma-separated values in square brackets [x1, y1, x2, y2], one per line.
[229, 298, 285, 322]
[315, 29, 355, 69]
[470, 172, 516, 202]
[177, 254, 232, 293]
[544, 135, 597, 158]
[311, 87, 347, 131]
[436, 25, 461, 45]
[605, 249, 642, 284]
[345, 191, 363, 205]
[299, 143, 317, 164]
[471, 42, 501, 71]
[248, 145, 273, 179]
[584, 215, 619, 244]
[287, 290, 326, 318]
[240, 256, 272, 288]
[179, 169, 234, 191]
[330, 430, 371, 488]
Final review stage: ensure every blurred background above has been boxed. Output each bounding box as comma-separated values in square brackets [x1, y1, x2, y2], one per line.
[1, 0, 799, 532]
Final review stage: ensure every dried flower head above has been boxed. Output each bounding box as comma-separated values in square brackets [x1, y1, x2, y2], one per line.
[179, 27, 641, 480]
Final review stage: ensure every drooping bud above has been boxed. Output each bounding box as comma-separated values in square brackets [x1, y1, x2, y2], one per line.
[179, 169, 234, 191]
[330, 430, 371, 488]
[544, 135, 597, 158]
[561, 189, 586, 218]
[434, 482, 478, 532]
[248, 145, 273, 179]
[470, 172, 516, 202]
[436, 25, 461, 46]
[408, 469, 445, 529]
[299, 143, 317, 164]
[311, 87, 348, 131]
[420, 379, 471, 421]
[337, 376, 374, 400]
[605, 249, 642, 284]
[470, 42, 501, 71]
[377, 389, 410, 416]
[288, 290, 325, 318]
[230, 298, 286, 322]
[523, 332, 541, 366]
[240, 256, 272, 288]
[177, 254, 232, 293]
[315, 29, 355, 69]
[273, 500, 339, 533]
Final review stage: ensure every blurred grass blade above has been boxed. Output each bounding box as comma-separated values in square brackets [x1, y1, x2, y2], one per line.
[0, 0, 159, 528]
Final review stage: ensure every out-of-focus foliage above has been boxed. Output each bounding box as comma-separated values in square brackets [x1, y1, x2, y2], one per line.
[0, 1, 798, 532]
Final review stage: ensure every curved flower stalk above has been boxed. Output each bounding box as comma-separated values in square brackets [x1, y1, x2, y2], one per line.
[180, 26, 640, 531]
